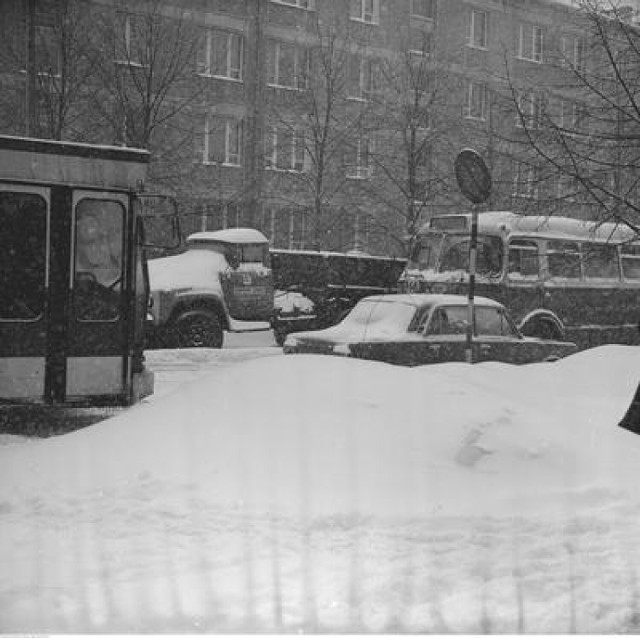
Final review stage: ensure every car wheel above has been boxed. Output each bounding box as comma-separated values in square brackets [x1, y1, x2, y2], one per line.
[172, 310, 224, 348]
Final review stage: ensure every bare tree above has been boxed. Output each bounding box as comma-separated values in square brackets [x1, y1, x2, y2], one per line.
[0, 0, 98, 140]
[87, 2, 201, 160]
[504, 0, 640, 231]
[357, 35, 459, 256]
[263, 9, 378, 250]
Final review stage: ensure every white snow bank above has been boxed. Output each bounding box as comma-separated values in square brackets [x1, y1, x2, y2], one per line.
[3, 345, 640, 633]
[1, 346, 639, 519]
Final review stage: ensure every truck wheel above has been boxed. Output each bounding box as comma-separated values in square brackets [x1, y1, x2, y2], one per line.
[173, 310, 224, 348]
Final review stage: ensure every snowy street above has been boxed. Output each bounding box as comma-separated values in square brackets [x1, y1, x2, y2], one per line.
[2, 339, 640, 633]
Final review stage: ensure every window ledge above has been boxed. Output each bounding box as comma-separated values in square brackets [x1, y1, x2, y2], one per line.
[265, 166, 305, 174]
[410, 14, 435, 22]
[466, 43, 488, 51]
[349, 16, 379, 26]
[267, 82, 306, 92]
[515, 55, 543, 64]
[114, 59, 147, 68]
[270, 0, 316, 10]
[196, 72, 243, 83]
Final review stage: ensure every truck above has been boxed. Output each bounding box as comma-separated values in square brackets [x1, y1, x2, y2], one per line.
[146, 228, 274, 348]
[270, 249, 407, 345]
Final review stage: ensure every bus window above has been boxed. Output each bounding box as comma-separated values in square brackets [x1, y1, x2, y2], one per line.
[439, 235, 503, 276]
[583, 243, 620, 280]
[74, 199, 124, 321]
[411, 233, 442, 271]
[547, 240, 582, 279]
[0, 192, 46, 320]
[621, 244, 640, 280]
[508, 239, 540, 280]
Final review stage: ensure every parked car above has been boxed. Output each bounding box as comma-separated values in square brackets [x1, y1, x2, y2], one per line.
[282, 293, 578, 366]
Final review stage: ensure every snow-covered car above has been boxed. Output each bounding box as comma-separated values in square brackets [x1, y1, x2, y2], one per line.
[282, 293, 578, 365]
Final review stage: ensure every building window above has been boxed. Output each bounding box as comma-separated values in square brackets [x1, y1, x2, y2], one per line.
[411, 0, 436, 20]
[34, 25, 61, 77]
[516, 91, 545, 129]
[201, 116, 243, 166]
[267, 40, 310, 89]
[410, 28, 433, 55]
[556, 173, 579, 201]
[271, 0, 315, 8]
[518, 24, 544, 63]
[115, 12, 147, 66]
[350, 0, 380, 24]
[347, 55, 380, 100]
[264, 207, 306, 249]
[197, 29, 244, 80]
[562, 36, 586, 72]
[512, 163, 540, 199]
[346, 135, 374, 179]
[468, 10, 488, 49]
[560, 99, 586, 133]
[465, 81, 488, 120]
[265, 126, 306, 172]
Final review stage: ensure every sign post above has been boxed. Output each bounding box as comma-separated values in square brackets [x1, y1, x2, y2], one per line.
[454, 149, 492, 364]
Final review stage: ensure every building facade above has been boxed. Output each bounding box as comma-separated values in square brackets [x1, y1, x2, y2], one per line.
[0, 0, 632, 255]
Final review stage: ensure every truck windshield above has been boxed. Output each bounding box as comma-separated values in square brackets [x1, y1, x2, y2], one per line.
[412, 232, 503, 277]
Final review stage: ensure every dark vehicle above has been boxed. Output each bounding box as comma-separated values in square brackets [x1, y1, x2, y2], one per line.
[146, 228, 274, 348]
[271, 249, 407, 345]
[400, 211, 640, 349]
[283, 293, 577, 366]
[0, 135, 178, 408]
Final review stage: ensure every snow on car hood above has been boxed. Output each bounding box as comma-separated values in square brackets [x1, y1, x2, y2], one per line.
[147, 249, 228, 292]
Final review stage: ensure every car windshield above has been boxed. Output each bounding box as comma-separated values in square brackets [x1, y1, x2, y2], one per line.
[341, 299, 418, 333]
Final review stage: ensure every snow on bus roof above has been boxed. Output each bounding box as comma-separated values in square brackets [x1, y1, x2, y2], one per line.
[359, 293, 503, 308]
[187, 228, 268, 245]
[430, 211, 638, 243]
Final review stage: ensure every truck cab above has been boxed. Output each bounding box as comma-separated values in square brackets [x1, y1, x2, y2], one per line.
[146, 228, 274, 348]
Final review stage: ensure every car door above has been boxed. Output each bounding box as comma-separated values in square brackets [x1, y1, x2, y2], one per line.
[420, 306, 468, 363]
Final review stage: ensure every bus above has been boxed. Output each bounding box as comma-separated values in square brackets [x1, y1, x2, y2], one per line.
[0, 135, 178, 410]
[399, 211, 640, 349]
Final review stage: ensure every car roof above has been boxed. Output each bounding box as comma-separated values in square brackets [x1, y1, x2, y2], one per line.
[359, 293, 504, 309]
[187, 228, 268, 245]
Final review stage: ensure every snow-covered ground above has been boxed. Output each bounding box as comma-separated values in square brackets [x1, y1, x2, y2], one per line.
[2, 340, 640, 633]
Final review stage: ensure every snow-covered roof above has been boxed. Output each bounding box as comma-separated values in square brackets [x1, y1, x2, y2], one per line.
[358, 293, 504, 308]
[427, 212, 638, 244]
[187, 228, 269, 245]
[272, 248, 406, 262]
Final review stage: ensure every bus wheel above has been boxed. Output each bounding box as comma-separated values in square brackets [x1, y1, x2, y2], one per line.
[173, 310, 224, 348]
[522, 317, 563, 341]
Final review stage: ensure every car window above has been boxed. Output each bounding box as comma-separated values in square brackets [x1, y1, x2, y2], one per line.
[425, 307, 468, 335]
[425, 305, 517, 337]
[475, 307, 518, 337]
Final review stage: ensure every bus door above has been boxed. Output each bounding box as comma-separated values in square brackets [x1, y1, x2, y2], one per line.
[67, 191, 131, 403]
[0, 186, 49, 401]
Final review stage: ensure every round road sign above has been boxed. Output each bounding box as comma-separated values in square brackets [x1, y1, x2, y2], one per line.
[454, 148, 492, 204]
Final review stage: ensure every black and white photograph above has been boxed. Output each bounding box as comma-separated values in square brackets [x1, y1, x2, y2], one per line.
[2, 0, 640, 633]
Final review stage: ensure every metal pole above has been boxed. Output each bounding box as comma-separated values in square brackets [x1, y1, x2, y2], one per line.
[465, 204, 479, 364]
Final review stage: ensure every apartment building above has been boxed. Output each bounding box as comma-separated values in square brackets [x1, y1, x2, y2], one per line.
[0, 0, 625, 254]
